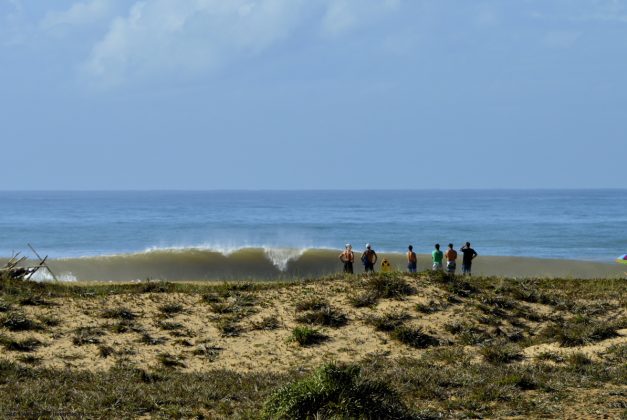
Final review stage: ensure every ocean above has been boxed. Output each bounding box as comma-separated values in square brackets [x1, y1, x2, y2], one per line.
[0, 190, 625, 281]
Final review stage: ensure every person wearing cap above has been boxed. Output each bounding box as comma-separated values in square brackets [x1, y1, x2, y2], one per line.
[361, 243, 378, 273]
[339, 244, 354, 274]
[460, 242, 478, 276]
[407, 245, 417, 273]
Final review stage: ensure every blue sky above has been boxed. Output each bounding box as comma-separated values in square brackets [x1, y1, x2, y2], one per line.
[1, 0, 625, 189]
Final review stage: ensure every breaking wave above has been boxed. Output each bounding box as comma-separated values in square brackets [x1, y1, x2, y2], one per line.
[33, 247, 410, 282]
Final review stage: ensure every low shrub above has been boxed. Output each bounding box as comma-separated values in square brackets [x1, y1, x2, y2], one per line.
[251, 315, 281, 331]
[158, 303, 185, 317]
[262, 363, 412, 419]
[480, 342, 523, 364]
[295, 297, 328, 312]
[347, 291, 379, 308]
[290, 326, 327, 346]
[295, 306, 347, 328]
[101, 307, 138, 321]
[72, 327, 106, 346]
[1, 312, 42, 332]
[0, 336, 43, 352]
[157, 352, 186, 369]
[541, 317, 621, 347]
[390, 326, 439, 349]
[365, 275, 415, 299]
[364, 312, 409, 332]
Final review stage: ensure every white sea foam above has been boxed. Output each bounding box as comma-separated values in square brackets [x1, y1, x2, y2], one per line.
[29, 269, 77, 282]
[263, 248, 308, 271]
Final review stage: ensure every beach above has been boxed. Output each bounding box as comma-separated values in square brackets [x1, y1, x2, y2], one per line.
[1, 271, 625, 417]
[7, 250, 622, 282]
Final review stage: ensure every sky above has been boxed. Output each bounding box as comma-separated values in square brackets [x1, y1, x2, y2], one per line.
[0, 0, 625, 190]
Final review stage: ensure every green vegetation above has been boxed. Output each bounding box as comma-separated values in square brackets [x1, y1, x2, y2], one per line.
[480, 341, 524, 364]
[540, 316, 624, 347]
[0, 335, 43, 352]
[295, 306, 347, 328]
[365, 312, 410, 332]
[0, 271, 625, 418]
[262, 363, 413, 419]
[290, 326, 327, 346]
[390, 326, 439, 349]
[251, 315, 281, 331]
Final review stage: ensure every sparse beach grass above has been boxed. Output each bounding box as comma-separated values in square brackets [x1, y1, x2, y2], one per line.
[0, 271, 625, 418]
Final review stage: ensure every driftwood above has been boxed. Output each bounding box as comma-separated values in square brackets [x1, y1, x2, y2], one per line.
[1, 245, 58, 282]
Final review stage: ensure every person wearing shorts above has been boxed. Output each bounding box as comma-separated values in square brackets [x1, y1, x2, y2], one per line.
[361, 244, 377, 273]
[407, 245, 417, 273]
[339, 244, 354, 274]
[445, 243, 457, 275]
[460, 242, 478, 275]
[432, 244, 444, 271]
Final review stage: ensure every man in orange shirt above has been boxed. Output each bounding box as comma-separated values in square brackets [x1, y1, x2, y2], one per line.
[445, 243, 457, 275]
[407, 245, 417, 273]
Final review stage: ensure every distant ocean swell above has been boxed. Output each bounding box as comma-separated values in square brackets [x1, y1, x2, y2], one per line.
[23, 247, 403, 282]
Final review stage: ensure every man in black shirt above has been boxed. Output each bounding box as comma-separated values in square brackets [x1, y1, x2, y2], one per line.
[460, 242, 478, 276]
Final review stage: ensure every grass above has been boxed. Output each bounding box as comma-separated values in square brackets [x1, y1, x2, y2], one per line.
[364, 274, 415, 299]
[294, 297, 328, 312]
[390, 326, 439, 349]
[445, 322, 491, 345]
[415, 300, 446, 314]
[101, 307, 138, 321]
[98, 345, 115, 358]
[1, 312, 42, 331]
[157, 352, 187, 369]
[295, 306, 348, 328]
[215, 317, 241, 337]
[157, 320, 185, 331]
[0, 271, 625, 418]
[0, 335, 43, 352]
[540, 316, 623, 347]
[364, 312, 410, 332]
[290, 326, 327, 346]
[139, 332, 166, 346]
[262, 363, 412, 419]
[192, 342, 222, 361]
[72, 326, 106, 346]
[251, 315, 281, 331]
[480, 341, 524, 364]
[347, 290, 379, 308]
[158, 303, 185, 317]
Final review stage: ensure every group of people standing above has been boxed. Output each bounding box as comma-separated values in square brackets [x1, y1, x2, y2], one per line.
[339, 242, 478, 276]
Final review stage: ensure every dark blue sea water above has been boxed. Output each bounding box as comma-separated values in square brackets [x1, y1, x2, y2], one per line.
[1, 190, 625, 262]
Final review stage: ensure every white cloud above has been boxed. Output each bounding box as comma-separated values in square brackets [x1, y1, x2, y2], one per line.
[41, 0, 113, 29]
[81, 0, 403, 89]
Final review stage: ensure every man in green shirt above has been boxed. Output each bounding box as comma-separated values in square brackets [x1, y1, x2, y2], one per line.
[432, 244, 444, 271]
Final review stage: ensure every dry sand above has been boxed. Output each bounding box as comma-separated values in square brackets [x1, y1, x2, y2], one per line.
[3, 275, 625, 375]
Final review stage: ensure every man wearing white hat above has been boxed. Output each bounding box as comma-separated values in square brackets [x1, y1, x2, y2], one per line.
[339, 244, 354, 274]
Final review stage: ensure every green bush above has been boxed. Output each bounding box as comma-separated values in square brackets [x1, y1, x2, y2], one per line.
[390, 326, 439, 349]
[290, 326, 327, 346]
[365, 275, 415, 299]
[262, 363, 412, 419]
[295, 306, 347, 328]
[365, 312, 409, 332]
[541, 317, 621, 347]
[480, 342, 523, 364]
